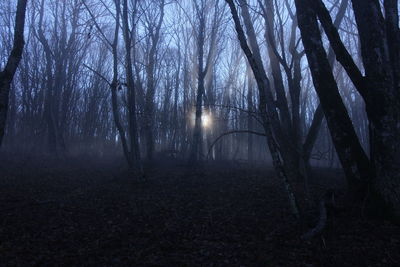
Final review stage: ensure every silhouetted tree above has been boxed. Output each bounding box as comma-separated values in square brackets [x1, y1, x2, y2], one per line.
[0, 0, 28, 147]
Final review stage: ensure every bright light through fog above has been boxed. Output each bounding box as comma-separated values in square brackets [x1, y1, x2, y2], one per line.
[190, 112, 212, 129]
[202, 113, 212, 128]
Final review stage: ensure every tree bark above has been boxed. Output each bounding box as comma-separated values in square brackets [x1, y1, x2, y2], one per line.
[311, 0, 400, 218]
[294, 0, 371, 196]
[226, 0, 300, 218]
[350, 0, 400, 218]
[0, 0, 28, 147]
[121, 0, 142, 169]
[189, 2, 207, 163]
[144, 0, 165, 161]
[246, 65, 254, 162]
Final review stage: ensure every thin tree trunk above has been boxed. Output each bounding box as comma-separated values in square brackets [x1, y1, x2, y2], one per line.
[189, 6, 206, 164]
[226, 0, 300, 218]
[247, 65, 254, 162]
[144, 1, 165, 161]
[121, 0, 141, 169]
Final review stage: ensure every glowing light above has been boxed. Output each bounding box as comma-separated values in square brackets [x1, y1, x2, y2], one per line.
[202, 113, 212, 128]
[190, 111, 213, 129]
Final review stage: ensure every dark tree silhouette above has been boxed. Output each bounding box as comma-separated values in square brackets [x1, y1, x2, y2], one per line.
[0, 0, 28, 147]
[294, 0, 400, 219]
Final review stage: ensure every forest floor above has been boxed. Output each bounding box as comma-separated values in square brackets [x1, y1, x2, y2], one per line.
[0, 153, 399, 266]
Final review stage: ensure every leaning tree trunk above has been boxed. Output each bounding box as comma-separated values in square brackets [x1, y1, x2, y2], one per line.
[226, 0, 300, 218]
[0, 0, 28, 147]
[309, 0, 400, 218]
[262, 0, 304, 183]
[302, 0, 349, 165]
[294, 0, 372, 198]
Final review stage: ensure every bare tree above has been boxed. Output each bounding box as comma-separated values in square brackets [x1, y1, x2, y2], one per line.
[0, 0, 28, 147]
[120, 0, 142, 169]
[225, 0, 300, 217]
[189, 0, 224, 163]
[141, 0, 165, 161]
[294, 0, 400, 218]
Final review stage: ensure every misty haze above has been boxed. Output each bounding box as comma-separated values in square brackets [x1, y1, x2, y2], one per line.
[0, 0, 399, 266]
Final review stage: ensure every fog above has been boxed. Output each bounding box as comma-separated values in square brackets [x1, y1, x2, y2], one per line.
[0, 0, 399, 265]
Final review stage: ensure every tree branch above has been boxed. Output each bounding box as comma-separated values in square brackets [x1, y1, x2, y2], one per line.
[207, 130, 266, 159]
[314, 0, 368, 100]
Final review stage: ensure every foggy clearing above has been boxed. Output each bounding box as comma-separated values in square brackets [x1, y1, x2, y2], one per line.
[0, 0, 399, 266]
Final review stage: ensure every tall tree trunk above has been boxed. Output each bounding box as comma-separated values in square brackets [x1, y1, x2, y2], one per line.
[110, 1, 131, 166]
[263, 0, 302, 181]
[0, 0, 28, 147]
[37, 0, 61, 155]
[350, 0, 400, 217]
[226, 0, 300, 218]
[121, 0, 141, 169]
[246, 65, 254, 162]
[310, 0, 400, 218]
[189, 7, 206, 164]
[171, 45, 181, 150]
[302, 0, 349, 164]
[143, 0, 165, 161]
[294, 0, 372, 196]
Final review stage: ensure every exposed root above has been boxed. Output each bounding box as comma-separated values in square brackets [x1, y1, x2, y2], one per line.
[301, 190, 336, 240]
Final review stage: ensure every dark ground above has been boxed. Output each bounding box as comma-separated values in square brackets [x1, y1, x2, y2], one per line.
[0, 153, 399, 266]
